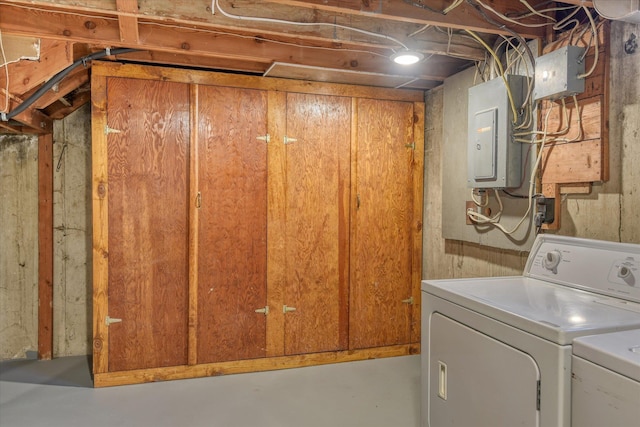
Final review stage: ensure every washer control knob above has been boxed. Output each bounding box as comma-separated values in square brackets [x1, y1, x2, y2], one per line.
[543, 250, 562, 272]
[618, 265, 632, 280]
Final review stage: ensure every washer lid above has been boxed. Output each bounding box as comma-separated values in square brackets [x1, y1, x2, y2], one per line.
[422, 276, 640, 345]
[573, 329, 640, 382]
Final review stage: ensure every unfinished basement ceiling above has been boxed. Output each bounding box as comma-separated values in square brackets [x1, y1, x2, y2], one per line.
[0, 0, 592, 133]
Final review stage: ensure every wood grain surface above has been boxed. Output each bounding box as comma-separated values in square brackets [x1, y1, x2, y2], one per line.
[196, 85, 269, 363]
[349, 98, 415, 349]
[106, 77, 190, 371]
[283, 93, 351, 355]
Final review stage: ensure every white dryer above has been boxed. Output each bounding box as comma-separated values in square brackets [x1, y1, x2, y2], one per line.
[571, 329, 640, 427]
[421, 235, 640, 427]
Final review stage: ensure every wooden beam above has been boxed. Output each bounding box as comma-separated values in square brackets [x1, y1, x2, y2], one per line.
[0, 3, 462, 81]
[38, 132, 54, 360]
[264, 0, 547, 39]
[25, 66, 90, 109]
[0, 93, 54, 133]
[44, 90, 91, 119]
[115, 0, 139, 44]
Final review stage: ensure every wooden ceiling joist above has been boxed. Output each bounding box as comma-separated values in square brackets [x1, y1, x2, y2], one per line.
[264, 0, 548, 39]
[0, 0, 488, 61]
[0, 2, 462, 81]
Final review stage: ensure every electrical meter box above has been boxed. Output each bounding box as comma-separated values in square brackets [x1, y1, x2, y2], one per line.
[467, 74, 528, 189]
[533, 45, 585, 101]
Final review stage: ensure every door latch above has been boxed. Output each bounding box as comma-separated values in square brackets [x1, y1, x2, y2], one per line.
[255, 306, 269, 315]
[283, 305, 297, 313]
[104, 125, 122, 135]
[401, 296, 414, 305]
[105, 316, 122, 326]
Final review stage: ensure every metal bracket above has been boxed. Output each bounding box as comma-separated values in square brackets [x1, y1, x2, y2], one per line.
[255, 306, 269, 315]
[283, 136, 298, 145]
[105, 316, 122, 326]
[256, 134, 270, 143]
[283, 305, 297, 313]
[401, 296, 414, 305]
[104, 125, 122, 135]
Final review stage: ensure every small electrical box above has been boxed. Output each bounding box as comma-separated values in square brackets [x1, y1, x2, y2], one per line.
[533, 45, 586, 101]
[467, 75, 528, 189]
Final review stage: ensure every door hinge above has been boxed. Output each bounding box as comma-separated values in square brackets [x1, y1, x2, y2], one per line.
[405, 142, 415, 149]
[196, 192, 202, 209]
[402, 296, 414, 305]
[104, 125, 122, 135]
[283, 305, 297, 313]
[105, 316, 122, 326]
[256, 134, 270, 143]
[283, 136, 298, 144]
[536, 380, 541, 410]
[255, 306, 269, 315]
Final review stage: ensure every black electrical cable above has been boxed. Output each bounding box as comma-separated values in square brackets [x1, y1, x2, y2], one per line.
[1, 47, 140, 122]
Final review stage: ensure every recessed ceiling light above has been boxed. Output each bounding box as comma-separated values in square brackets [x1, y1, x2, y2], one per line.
[391, 50, 424, 65]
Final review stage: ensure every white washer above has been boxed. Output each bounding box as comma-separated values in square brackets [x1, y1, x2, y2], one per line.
[421, 235, 640, 427]
[571, 329, 640, 427]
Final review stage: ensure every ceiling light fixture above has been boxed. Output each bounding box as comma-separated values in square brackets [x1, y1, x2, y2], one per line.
[391, 50, 424, 65]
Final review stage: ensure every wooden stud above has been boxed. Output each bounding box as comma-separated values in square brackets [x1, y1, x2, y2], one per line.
[37, 132, 53, 360]
[91, 73, 109, 374]
[115, 0, 139, 44]
[188, 84, 199, 366]
[266, 91, 287, 357]
[411, 101, 425, 345]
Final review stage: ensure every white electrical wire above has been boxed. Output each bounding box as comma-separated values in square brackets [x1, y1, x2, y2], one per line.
[577, 6, 599, 79]
[518, 0, 557, 22]
[443, 0, 465, 15]
[474, 0, 553, 28]
[213, 0, 410, 50]
[0, 29, 9, 113]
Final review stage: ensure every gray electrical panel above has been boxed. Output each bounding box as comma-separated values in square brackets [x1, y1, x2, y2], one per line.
[533, 45, 586, 101]
[467, 75, 528, 189]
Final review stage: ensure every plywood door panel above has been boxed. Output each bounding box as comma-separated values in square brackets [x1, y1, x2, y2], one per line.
[350, 98, 414, 350]
[196, 86, 268, 363]
[284, 93, 351, 355]
[106, 77, 190, 371]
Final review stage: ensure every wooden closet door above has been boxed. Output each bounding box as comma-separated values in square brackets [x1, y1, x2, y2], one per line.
[106, 77, 190, 371]
[283, 93, 350, 355]
[196, 86, 268, 363]
[350, 98, 415, 350]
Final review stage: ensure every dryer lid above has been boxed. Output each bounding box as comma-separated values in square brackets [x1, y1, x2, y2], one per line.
[422, 276, 640, 345]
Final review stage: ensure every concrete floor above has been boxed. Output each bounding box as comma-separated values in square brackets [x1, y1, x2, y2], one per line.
[0, 355, 420, 427]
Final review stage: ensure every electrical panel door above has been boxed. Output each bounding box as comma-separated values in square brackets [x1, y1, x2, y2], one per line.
[473, 107, 498, 181]
[467, 75, 528, 189]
